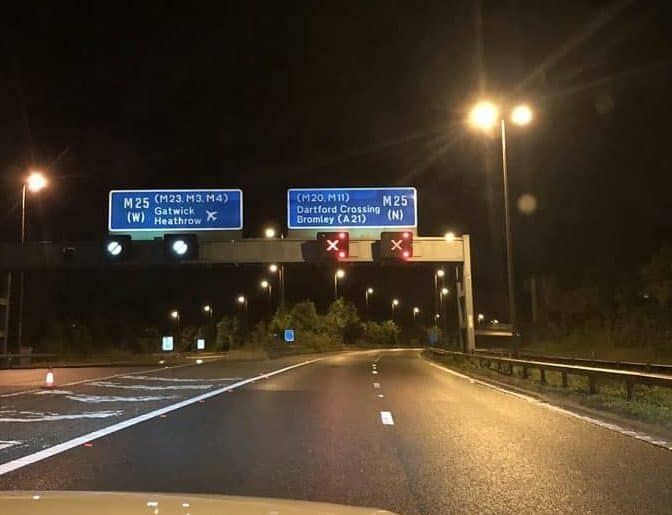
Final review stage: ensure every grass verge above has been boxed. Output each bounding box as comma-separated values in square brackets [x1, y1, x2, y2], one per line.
[424, 350, 672, 434]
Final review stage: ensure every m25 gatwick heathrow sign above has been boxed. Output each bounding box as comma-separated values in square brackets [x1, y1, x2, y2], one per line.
[287, 187, 417, 230]
[108, 189, 243, 232]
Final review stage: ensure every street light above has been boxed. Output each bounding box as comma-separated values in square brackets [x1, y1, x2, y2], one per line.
[478, 313, 485, 324]
[469, 100, 534, 352]
[268, 263, 285, 307]
[391, 298, 399, 318]
[202, 304, 213, 320]
[260, 279, 272, 311]
[170, 310, 180, 331]
[334, 269, 345, 300]
[413, 306, 420, 321]
[444, 231, 456, 242]
[364, 287, 374, 317]
[434, 269, 445, 327]
[17, 171, 49, 353]
[236, 295, 247, 306]
[264, 227, 277, 238]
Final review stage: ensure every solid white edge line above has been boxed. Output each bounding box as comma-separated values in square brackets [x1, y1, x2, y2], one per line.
[0, 358, 322, 476]
[425, 360, 672, 452]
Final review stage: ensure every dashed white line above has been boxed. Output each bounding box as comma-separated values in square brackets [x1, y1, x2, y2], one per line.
[380, 411, 395, 425]
[372, 370, 378, 375]
[0, 358, 322, 476]
[377, 394, 384, 398]
[425, 360, 672, 452]
[373, 382, 380, 389]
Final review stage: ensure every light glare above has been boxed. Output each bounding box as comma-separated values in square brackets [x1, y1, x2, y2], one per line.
[511, 104, 533, 126]
[26, 171, 48, 192]
[469, 101, 499, 130]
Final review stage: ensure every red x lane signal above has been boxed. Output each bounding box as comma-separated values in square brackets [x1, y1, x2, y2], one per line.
[317, 232, 349, 260]
[380, 231, 413, 260]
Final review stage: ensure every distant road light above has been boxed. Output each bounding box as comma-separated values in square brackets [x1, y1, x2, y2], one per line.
[203, 305, 211, 313]
[264, 227, 276, 238]
[170, 310, 179, 319]
[441, 287, 449, 296]
[392, 299, 399, 307]
[336, 269, 345, 279]
[367, 287, 374, 294]
[269, 264, 278, 273]
[237, 295, 246, 304]
[444, 231, 456, 242]
[511, 104, 533, 126]
[469, 100, 499, 130]
[477, 313, 485, 322]
[260, 280, 269, 289]
[436, 269, 445, 278]
[413, 307, 420, 314]
[26, 171, 48, 193]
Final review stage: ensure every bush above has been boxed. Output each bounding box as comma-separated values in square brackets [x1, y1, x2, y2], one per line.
[363, 320, 399, 346]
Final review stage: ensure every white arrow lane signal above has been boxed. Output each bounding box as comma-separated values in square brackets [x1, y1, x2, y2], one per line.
[326, 239, 340, 251]
[206, 210, 218, 221]
[390, 240, 403, 251]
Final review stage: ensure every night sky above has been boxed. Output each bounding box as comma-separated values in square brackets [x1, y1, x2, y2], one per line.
[1, 1, 672, 336]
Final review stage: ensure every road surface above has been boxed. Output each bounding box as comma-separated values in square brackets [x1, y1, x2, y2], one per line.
[1, 349, 672, 514]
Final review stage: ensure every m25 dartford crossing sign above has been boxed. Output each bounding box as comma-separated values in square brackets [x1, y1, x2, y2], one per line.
[109, 189, 243, 232]
[287, 187, 417, 230]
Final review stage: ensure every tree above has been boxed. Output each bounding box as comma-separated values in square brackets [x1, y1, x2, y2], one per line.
[216, 315, 240, 351]
[324, 298, 361, 344]
[288, 301, 322, 333]
[642, 246, 672, 308]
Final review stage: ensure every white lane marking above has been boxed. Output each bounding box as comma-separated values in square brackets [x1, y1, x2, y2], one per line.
[67, 394, 180, 403]
[118, 375, 242, 382]
[0, 441, 22, 451]
[425, 360, 672, 452]
[373, 382, 380, 389]
[372, 370, 378, 375]
[88, 381, 213, 391]
[0, 410, 122, 422]
[34, 390, 73, 395]
[0, 362, 202, 399]
[377, 394, 385, 398]
[380, 411, 395, 425]
[0, 358, 321, 476]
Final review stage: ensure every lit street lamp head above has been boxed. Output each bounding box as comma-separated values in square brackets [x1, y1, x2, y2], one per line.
[26, 171, 48, 193]
[269, 264, 278, 273]
[392, 299, 399, 307]
[469, 100, 499, 130]
[436, 269, 445, 278]
[336, 269, 345, 279]
[264, 227, 276, 238]
[203, 305, 211, 313]
[511, 104, 533, 126]
[441, 287, 449, 296]
[444, 231, 456, 242]
[170, 310, 179, 319]
[413, 307, 420, 314]
[367, 287, 374, 294]
[237, 295, 246, 304]
[260, 280, 269, 289]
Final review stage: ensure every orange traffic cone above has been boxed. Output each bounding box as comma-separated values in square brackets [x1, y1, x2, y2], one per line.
[43, 368, 55, 389]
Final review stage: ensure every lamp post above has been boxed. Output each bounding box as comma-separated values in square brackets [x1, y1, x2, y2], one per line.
[17, 171, 48, 352]
[412, 306, 420, 323]
[269, 263, 285, 308]
[391, 298, 399, 319]
[260, 279, 272, 313]
[469, 100, 533, 352]
[434, 269, 445, 327]
[440, 287, 450, 343]
[334, 269, 345, 300]
[202, 304, 213, 320]
[365, 287, 374, 318]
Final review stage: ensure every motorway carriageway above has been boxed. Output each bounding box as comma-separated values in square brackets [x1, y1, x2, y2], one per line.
[1, 349, 672, 514]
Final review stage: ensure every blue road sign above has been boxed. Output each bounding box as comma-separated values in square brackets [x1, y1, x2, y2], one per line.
[287, 187, 417, 230]
[161, 336, 174, 352]
[284, 329, 295, 343]
[109, 189, 243, 232]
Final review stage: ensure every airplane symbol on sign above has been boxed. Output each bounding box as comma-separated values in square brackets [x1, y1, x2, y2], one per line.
[326, 240, 340, 251]
[390, 240, 403, 251]
[206, 210, 218, 221]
